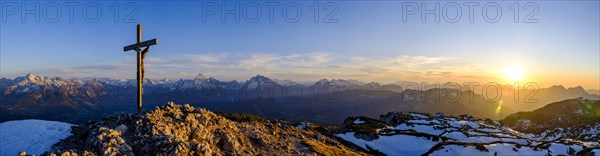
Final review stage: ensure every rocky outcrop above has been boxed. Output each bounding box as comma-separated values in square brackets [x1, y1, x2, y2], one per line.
[342, 116, 386, 141]
[379, 112, 415, 126]
[47, 102, 365, 156]
[91, 127, 133, 155]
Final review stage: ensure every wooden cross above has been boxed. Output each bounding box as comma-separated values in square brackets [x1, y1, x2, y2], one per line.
[123, 24, 158, 113]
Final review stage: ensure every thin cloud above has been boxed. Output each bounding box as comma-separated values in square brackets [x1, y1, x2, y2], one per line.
[350, 55, 459, 68]
[8, 53, 500, 84]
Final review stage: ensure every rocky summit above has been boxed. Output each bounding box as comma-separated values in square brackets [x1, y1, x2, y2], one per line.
[46, 102, 365, 156]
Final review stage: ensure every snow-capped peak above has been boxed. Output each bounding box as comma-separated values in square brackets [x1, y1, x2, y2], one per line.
[13, 73, 45, 85]
[244, 75, 276, 89]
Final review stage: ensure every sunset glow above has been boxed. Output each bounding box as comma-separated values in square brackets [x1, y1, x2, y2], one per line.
[504, 64, 524, 82]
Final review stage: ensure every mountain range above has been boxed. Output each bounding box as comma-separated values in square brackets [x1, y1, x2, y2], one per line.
[1, 73, 598, 124]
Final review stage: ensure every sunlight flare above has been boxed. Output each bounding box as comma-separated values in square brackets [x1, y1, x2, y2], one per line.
[504, 64, 524, 82]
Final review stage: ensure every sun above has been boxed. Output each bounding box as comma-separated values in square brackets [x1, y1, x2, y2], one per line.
[504, 64, 524, 82]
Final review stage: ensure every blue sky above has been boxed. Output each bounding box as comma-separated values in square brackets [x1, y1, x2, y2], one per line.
[1, 1, 599, 89]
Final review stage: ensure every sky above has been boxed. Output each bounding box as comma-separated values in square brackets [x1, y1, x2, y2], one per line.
[1, 1, 599, 89]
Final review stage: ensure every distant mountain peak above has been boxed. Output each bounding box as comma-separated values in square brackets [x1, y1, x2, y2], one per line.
[243, 75, 276, 89]
[194, 73, 206, 80]
[249, 74, 270, 80]
[565, 86, 590, 96]
[25, 73, 37, 78]
[247, 75, 275, 83]
[13, 73, 45, 85]
[567, 86, 586, 91]
[548, 85, 567, 91]
[364, 82, 381, 89]
[316, 79, 329, 84]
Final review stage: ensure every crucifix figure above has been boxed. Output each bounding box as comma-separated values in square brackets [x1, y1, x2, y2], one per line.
[123, 24, 158, 113]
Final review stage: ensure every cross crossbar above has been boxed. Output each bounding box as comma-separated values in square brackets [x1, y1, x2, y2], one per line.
[124, 38, 158, 52]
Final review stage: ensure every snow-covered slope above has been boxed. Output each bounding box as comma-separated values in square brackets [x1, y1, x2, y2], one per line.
[337, 112, 600, 155]
[0, 120, 73, 156]
[502, 98, 600, 138]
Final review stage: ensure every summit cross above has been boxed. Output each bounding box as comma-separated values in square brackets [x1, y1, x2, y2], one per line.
[123, 24, 158, 113]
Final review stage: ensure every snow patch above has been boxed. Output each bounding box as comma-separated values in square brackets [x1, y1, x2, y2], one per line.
[0, 120, 73, 156]
[353, 119, 365, 124]
[337, 132, 439, 155]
